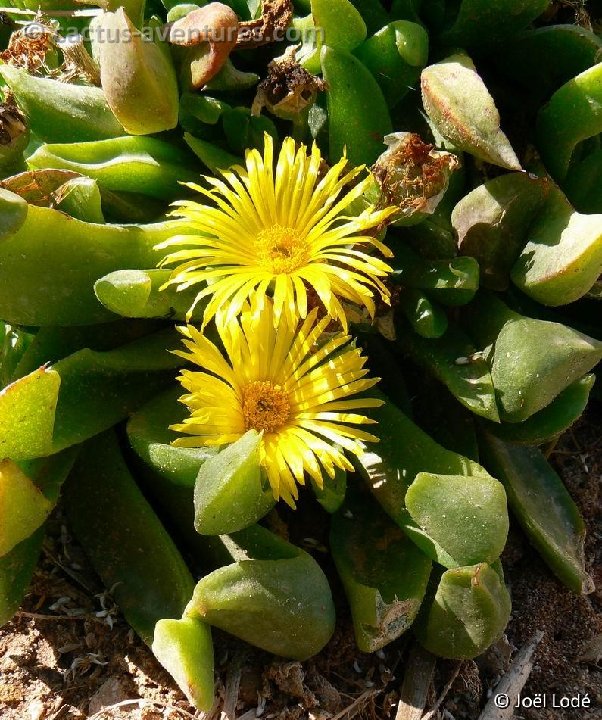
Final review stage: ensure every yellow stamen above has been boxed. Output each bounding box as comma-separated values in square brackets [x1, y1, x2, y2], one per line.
[254, 225, 308, 274]
[242, 380, 290, 433]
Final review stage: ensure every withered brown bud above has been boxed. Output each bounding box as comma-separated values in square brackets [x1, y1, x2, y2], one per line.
[0, 102, 29, 168]
[0, 20, 55, 74]
[371, 132, 460, 222]
[252, 46, 326, 121]
[236, 0, 293, 49]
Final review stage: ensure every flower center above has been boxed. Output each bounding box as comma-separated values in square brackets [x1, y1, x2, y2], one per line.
[255, 225, 308, 274]
[241, 380, 291, 434]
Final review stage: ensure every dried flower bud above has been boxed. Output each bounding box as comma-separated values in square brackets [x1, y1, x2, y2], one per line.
[371, 132, 460, 222]
[0, 102, 29, 169]
[0, 20, 56, 74]
[236, 0, 293, 50]
[252, 46, 325, 121]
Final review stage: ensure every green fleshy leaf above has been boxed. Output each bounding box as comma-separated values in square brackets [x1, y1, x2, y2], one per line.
[0, 460, 52, 557]
[403, 472, 509, 568]
[511, 187, 602, 306]
[415, 563, 511, 659]
[481, 374, 595, 444]
[331, 488, 431, 652]
[152, 617, 214, 711]
[128, 386, 218, 488]
[397, 323, 500, 422]
[479, 433, 594, 594]
[194, 431, 275, 535]
[421, 53, 521, 170]
[452, 173, 551, 291]
[185, 527, 335, 660]
[0, 330, 180, 461]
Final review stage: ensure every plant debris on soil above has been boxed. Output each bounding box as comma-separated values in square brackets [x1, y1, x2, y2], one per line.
[1, 408, 600, 720]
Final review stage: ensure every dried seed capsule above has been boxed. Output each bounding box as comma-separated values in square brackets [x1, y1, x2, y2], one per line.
[372, 132, 459, 223]
[252, 46, 325, 122]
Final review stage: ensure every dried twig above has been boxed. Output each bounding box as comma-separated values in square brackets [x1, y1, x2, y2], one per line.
[329, 688, 381, 720]
[395, 645, 436, 720]
[478, 631, 544, 720]
[15, 610, 106, 624]
[221, 648, 248, 720]
[86, 698, 199, 719]
[423, 661, 463, 720]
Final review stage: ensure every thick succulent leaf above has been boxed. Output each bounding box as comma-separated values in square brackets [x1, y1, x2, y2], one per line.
[479, 433, 593, 594]
[152, 618, 214, 712]
[354, 21, 429, 106]
[127, 386, 218, 488]
[94, 9, 179, 134]
[64, 431, 196, 645]
[0, 530, 44, 627]
[0, 450, 78, 625]
[0, 65, 124, 143]
[95, 269, 201, 321]
[499, 25, 602, 100]
[511, 187, 602, 306]
[331, 488, 431, 652]
[403, 472, 509, 568]
[537, 61, 602, 181]
[491, 320, 602, 422]
[564, 148, 602, 214]
[193, 431, 275, 535]
[354, 390, 493, 526]
[311, 0, 366, 51]
[467, 294, 602, 422]
[453, 173, 551, 290]
[391, 243, 479, 306]
[0, 189, 27, 239]
[415, 563, 511, 659]
[27, 136, 197, 201]
[398, 289, 448, 339]
[397, 323, 499, 422]
[322, 45, 392, 166]
[481, 374, 595, 444]
[0, 329, 180, 461]
[0, 367, 60, 460]
[184, 133, 241, 172]
[421, 53, 521, 170]
[185, 528, 335, 660]
[440, 0, 551, 48]
[0, 461, 52, 557]
[0, 201, 192, 325]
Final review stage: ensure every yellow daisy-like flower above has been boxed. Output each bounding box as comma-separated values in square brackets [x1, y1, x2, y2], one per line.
[157, 134, 397, 331]
[171, 298, 383, 506]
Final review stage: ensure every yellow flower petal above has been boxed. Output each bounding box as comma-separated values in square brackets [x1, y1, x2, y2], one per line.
[158, 134, 396, 330]
[172, 299, 381, 505]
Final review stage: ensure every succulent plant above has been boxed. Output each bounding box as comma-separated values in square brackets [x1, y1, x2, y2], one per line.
[0, 0, 599, 711]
